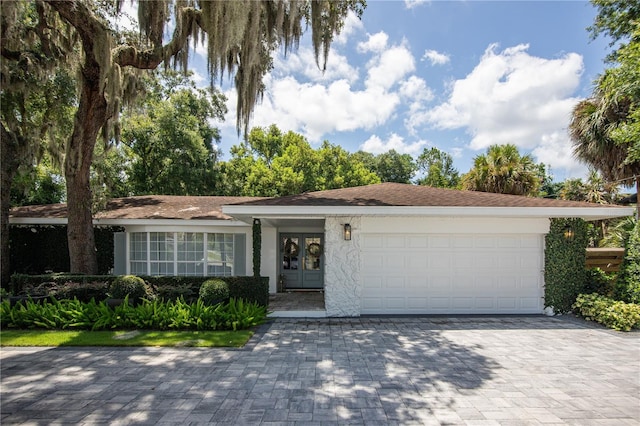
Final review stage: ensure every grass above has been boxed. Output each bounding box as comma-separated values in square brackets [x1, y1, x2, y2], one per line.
[0, 329, 253, 347]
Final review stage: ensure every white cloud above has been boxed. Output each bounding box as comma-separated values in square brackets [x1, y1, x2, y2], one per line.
[360, 133, 427, 156]
[399, 76, 434, 103]
[532, 132, 589, 180]
[404, 0, 429, 10]
[273, 46, 359, 84]
[365, 43, 416, 90]
[357, 32, 389, 53]
[411, 43, 584, 175]
[223, 74, 400, 143]
[422, 49, 450, 66]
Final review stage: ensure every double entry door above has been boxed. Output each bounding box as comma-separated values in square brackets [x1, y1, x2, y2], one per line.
[280, 233, 324, 290]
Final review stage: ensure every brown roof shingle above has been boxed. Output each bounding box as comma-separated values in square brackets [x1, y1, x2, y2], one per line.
[10, 195, 266, 220]
[228, 182, 626, 209]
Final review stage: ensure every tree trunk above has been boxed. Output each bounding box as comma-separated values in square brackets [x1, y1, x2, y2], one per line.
[64, 57, 107, 275]
[0, 125, 23, 288]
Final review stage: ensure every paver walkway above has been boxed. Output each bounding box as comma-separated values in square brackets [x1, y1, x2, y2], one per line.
[1, 316, 639, 425]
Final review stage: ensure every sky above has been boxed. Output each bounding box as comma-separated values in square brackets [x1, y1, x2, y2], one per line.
[184, 1, 613, 182]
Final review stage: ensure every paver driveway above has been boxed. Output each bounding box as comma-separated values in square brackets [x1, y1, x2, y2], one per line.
[1, 316, 639, 425]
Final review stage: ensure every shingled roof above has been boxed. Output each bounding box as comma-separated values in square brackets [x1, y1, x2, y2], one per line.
[10, 195, 265, 221]
[227, 182, 626, 209]
[10, 183, 633, 223]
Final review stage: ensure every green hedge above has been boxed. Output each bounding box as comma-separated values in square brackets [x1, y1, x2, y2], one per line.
[615, 219, 640, 304]
[573, 293, 640, 331]
[9, 225, 123, 275]
[10, 274, 269, 306]
[544, 218, 588, 314]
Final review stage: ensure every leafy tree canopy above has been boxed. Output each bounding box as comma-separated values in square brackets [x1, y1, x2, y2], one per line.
[415, 147, 459, 188]
[221, 125, 379, 196]
[461, 144, 540, 196]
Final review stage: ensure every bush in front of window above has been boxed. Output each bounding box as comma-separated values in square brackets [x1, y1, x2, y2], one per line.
[200, 278, 230, 305]
[109, 275, 152, 302]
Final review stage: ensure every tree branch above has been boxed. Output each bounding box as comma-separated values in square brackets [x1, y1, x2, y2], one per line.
[113, 7, 201, 70]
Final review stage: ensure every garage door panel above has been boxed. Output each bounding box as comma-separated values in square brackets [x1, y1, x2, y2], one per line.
[363, 276, 383, 289]
[384, 254, 406, 268]
[407, 297, 427, 309]
[385, 276, 405, 289]
[429, 237, 451, 248]
[386, 236, 406, 248]
[408, 236, 428, 248]
[360, 233, 543, 314]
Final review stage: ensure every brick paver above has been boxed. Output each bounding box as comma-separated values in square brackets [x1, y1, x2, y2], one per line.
[1, 316, 639, 425]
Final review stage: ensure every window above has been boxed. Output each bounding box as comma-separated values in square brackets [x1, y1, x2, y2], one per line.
[128, 232, 236, 276]
[129, 232, 147, 275]
[207, 233, 234, 276]
[150, 232, 174, 275]
[177, 232, 204, 276]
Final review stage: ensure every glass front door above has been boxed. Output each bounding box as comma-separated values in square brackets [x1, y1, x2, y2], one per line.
[280, 233, 324, 290]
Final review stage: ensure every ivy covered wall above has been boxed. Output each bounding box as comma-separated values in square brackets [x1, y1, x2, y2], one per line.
[9, 225, 124, 275]
[544, 218, 588, 313]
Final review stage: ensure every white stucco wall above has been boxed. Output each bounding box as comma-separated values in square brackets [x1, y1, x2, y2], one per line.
[324, 216, 361, 317]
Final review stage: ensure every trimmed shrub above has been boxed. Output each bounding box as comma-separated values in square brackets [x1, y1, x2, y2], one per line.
[11, 274, 270, 306]
[156, 284, 195, 302]
[573, 293, 640, 331]
[108, 275, 151, 301]
[11, 273, 119, 295]
[54, 282, 109, 302]
[615, 220, 640, 304]
[199, 279, 230, 305]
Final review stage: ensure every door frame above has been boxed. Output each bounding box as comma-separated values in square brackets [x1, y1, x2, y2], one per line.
[279, 232, 324, 290]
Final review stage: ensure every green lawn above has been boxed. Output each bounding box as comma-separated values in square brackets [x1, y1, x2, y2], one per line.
[0, 329, 253, 347]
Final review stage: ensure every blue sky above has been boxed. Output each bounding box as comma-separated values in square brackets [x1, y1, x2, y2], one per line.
[187, 1, 612, 182]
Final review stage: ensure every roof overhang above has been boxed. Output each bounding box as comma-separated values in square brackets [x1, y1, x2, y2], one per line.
[9, 217, 249, 227]
[222, 205, 636, 223]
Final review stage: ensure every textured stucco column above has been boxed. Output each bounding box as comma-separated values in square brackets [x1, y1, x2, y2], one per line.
[324, 216, 361, 316]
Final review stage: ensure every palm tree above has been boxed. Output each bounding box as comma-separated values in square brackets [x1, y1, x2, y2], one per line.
[569, 92, 639, 216]
[461, 144, 540, 196]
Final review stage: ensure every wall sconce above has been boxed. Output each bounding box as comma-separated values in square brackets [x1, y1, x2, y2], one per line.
[563, 225, 574, 241]
[343, 223, 352, 241]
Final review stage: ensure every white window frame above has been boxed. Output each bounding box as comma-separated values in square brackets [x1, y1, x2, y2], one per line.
[126, 231, 235, 277]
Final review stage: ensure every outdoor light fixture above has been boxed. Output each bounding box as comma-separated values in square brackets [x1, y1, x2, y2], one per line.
[563, 225, 575, 241]
[343, 223, 352, 241]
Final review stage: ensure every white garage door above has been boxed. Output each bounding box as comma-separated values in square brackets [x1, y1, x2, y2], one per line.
[360, 234, 544, 314]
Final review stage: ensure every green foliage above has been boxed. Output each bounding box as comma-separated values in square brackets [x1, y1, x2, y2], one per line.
[11, 274, 116, 297]
[373, 150, 416, 183]
[108, 276, 151, 301]
[253, 219, 261, 278]
[120, 70, 227, 196]
[9, 225, 123, 276]
[544, 218, 588, 313]
[584, 268, 617, 296]
[573, 293, 640, 331]
[0, 297, 267, 331]
[461, 144, 540, 196]
[11, 161, 65, 207]
[615, 219, 640, 303]
[221, 125, 379, 196]
[156, 284, 194, 302]
[199, 279, 230, 305]
[415, 147, 459, 188]
[11, 274, 270, 307]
